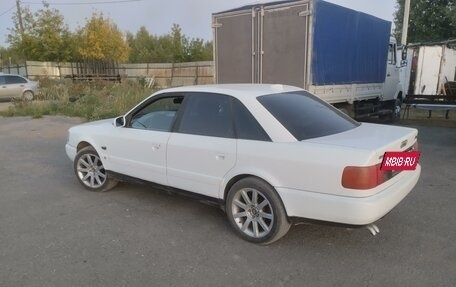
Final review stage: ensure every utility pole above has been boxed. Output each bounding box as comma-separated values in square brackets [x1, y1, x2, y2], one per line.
[401, 0, 411, 45]
[16, 0, 25, 39]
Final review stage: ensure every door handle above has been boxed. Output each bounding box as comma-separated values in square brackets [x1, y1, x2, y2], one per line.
[151, 143, 161, 151]
[387, 73, 391, 77]
[215, 154, 225, 160]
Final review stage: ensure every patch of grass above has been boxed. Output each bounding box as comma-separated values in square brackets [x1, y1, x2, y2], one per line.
[0, 78, 157, 120]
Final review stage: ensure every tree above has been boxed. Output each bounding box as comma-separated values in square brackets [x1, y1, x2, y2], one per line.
[127, 26, 158, 63]
[187, 39, 213, 62]
[77, 13, 130, 62]
[169, 23, 188, 62]
[127, 24, 213, 63]
[394, 0, 456, 43]
[0, 46, 16, 65]
[7, 3, 76, 62]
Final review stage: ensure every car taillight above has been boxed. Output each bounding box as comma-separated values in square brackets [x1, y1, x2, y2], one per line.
[342, 163, 387, 190]
[412, 140, 419, 151]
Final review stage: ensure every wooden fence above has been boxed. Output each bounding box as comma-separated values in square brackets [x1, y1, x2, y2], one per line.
[0, 61, 214, 88]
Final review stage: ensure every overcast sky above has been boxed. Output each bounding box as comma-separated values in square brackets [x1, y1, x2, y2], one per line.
[0, 0, 397, 47]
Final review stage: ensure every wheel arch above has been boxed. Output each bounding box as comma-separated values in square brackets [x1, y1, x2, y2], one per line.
[222, 173, 289, 217]
[394, 82, 403, 100]
[77, 141, 93, 152]
[22, 89, 34, 94]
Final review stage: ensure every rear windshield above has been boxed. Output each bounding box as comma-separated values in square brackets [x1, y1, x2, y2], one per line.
[258, 91, 359, 140]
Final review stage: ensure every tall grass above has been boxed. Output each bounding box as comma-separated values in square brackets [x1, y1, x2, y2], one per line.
[0, 78, 157, 120]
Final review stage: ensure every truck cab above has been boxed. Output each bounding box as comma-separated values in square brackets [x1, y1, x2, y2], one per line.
[382, 37, 404, 119]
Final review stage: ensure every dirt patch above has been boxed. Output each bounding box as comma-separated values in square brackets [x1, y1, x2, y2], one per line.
[0, 102, 13, 112]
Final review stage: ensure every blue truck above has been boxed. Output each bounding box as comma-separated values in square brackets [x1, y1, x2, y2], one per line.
[213, 0, 404, 120]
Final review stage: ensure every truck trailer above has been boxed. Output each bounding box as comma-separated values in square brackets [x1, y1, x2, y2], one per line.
[402, 41, 456, 96]
[212, 0, 404, 120]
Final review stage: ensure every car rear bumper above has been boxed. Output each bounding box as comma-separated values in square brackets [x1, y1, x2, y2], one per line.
[65, 143, 77, 162]
[277, 165, 421, 225]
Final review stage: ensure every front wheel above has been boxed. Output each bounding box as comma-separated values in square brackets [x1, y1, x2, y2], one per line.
[74, 146, 118, 192]
[390, 97, 402, 122]
[226, 177, 290, 244]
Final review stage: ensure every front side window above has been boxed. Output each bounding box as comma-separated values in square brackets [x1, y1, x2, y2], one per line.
[258, 91, 359, 141]
[177, 93, 234, 138]
[129, 96, 183, 131]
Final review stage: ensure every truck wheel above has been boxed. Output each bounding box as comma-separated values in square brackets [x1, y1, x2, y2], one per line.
[226, 177, 291, 244]
[390, 98, 402, 122]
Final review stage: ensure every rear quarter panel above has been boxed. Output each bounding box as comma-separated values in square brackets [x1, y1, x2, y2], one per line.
[220, 139, 375, 199]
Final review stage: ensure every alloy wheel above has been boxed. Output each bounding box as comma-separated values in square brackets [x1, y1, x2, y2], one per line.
[76, 153, 107, 188]
[230, 188, 274, 238]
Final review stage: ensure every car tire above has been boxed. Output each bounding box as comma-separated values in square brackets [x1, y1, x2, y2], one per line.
[22, 91, 34, 101]
[226, 177, 291, 244]
[74, 146, 118, 192]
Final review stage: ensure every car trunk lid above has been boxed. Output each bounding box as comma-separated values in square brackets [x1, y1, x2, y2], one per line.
[305, 123, 418, 163]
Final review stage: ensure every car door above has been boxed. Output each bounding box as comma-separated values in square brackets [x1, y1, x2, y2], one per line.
[167, 93, 237, 198]
[383, 43, 400, 101]
[103, 95, 184, 185]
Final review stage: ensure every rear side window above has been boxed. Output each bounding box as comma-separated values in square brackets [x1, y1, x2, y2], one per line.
[5, 76, 27, 84]
[177, 93, 234, 138]
[258, 91, 359, 140]
[233, 99, 270, 141]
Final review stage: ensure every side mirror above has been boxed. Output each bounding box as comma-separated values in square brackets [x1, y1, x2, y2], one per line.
[401, 47, 407, 61]
[113, 116, 126, 127]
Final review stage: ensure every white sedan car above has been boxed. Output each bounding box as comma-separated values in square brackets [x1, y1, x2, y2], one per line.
[66, 84, 420, 244]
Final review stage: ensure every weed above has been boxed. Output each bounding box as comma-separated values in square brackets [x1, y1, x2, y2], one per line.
[0, 78, 157, 120]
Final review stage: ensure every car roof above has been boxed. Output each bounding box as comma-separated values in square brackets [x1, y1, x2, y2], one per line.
[158, 84, 303, 99]
[0, 72, 23, 77]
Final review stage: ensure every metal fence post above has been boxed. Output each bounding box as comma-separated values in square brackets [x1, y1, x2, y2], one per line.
[58, 62, 62, 79]
[170, 62, 175, 87]
[195, 63, 199, 85]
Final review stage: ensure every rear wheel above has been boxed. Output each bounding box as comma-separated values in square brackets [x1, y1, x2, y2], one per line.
[74, 146, 118, 192]
[226, 177, 290, 244]
[22, 90, 34, 101]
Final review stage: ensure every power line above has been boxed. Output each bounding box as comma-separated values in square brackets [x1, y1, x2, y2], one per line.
[22, 0, 144, 5]
[0, 5, 16, 17]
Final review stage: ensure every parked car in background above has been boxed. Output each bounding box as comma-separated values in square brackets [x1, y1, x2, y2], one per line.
[65, 84, 421, 244]
[0, 73, 38, 101]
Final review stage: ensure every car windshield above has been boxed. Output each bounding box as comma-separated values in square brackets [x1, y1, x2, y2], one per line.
[257, 91, 359, 140]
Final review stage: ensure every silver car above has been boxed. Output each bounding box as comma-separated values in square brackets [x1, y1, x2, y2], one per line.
[0, 73, 38, 101]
